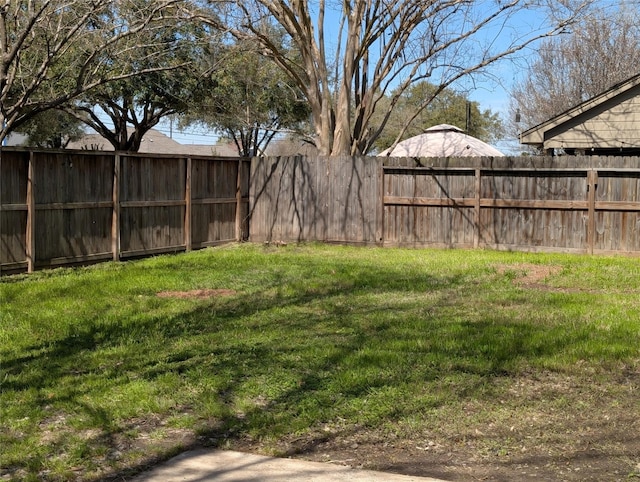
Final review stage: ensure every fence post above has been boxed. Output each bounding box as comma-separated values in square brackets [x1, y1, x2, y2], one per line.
[0, 155, 2, 276]
[474, 168, 481, 248]
[112, 153, 120, 261]
[25, 151, 35, 272]
[235, 158, 243, 241]
[377, 160, 385, 245]
[586, 169, 598, 255]
[185, 157, 192, 251]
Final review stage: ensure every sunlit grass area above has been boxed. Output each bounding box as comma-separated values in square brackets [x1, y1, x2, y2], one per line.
[1, 243, 639, 480]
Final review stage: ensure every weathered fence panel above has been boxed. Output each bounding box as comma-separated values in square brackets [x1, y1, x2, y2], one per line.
[477, 169, 590, 252]
[381, 156, 640, 254]
[249, 156, 382, 244]
[120, 155, 187, 257]
[1, 148, 249, 274]
[35, 151, 114, 265]
[384, 167, 477, 248]
[250, 156, 327, 242]
[594, 170, 640, 253]
[250, 155, 640, 256]
[327, 156, 382, 243]
[0, 150, 29, 271]
[191, 158, 250, 248]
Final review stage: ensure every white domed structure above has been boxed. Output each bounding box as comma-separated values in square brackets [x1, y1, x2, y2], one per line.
[379, 124, 505, 157]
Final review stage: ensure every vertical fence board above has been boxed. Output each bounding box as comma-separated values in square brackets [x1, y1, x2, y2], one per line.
[26, 152, 35, 272]
[112, 154, 120, 261]
[235, 159, 242, 241]
[185, 157, 192, 251]
[587, 170, 598, 254]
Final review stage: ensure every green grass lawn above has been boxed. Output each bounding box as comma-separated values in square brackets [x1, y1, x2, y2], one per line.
[1, 243, 639, 481]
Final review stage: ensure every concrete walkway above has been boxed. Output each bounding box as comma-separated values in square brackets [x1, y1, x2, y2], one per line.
[132, 449, 448, 481]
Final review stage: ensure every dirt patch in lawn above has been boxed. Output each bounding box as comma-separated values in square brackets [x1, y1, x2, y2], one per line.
[494, 263, 576, 293]
[157, 289, 237, 299]
[495, 263, 562, 287]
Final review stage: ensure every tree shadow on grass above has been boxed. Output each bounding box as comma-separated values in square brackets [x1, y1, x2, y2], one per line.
[0, 261, 624, 481]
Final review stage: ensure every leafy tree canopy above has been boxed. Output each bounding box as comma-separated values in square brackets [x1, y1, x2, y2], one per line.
[180, 33, 311, 157]
[16, 109, 86, 149]
[65, 3, 215, 151]
[0, 0, 193, 143]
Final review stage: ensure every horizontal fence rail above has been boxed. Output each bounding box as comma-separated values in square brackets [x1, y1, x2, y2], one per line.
[1, 148, 249, 274]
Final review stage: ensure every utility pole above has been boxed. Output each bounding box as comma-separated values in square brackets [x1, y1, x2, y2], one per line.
[465, 101, 471, 134]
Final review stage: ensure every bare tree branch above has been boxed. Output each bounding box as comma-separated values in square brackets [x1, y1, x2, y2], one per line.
[0, 0, 192, 141]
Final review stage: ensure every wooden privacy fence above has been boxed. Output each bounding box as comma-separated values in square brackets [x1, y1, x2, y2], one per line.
[249, 155, 640, 255]
[3, 151, 640, 274]
[1, 148, 249, 274]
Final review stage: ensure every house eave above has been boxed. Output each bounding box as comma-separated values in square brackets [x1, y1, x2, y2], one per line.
[519, 73, 640, 147]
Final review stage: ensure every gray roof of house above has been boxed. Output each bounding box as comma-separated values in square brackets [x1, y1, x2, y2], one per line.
[67, 129, 239, 157]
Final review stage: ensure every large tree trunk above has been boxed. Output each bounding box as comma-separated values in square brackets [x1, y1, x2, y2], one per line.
[316, 95, 334, 157]
[332, 68, 354, 156]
